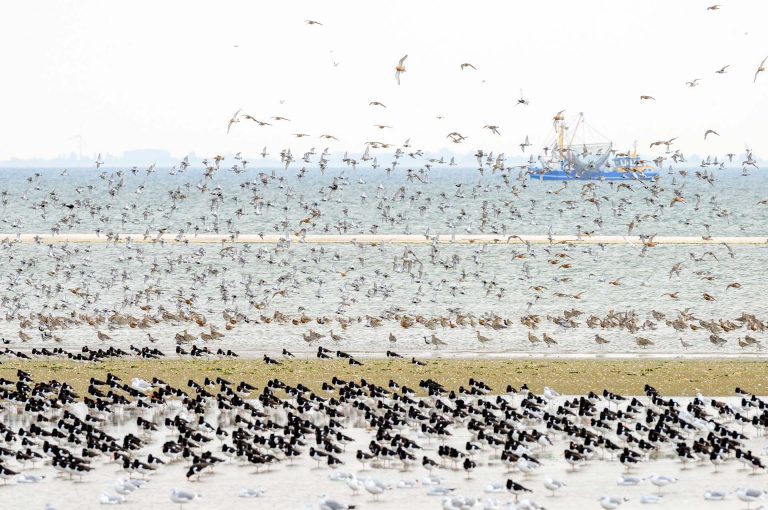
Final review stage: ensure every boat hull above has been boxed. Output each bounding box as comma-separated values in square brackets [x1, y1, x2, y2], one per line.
[528, 170, 658, 181]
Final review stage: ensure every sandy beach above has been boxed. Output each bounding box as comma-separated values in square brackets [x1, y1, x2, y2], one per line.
[2, 358, 766, 396]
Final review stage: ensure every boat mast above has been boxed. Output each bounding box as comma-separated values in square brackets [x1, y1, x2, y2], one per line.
[568, 113, 584, 148]
[553, 110, 566, 160]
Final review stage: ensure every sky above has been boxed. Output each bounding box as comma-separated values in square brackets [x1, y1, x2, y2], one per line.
[3, 0, 768, 162]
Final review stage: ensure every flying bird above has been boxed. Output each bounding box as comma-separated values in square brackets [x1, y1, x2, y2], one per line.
[395, 55, 408, 85]
[242, 115, 271, 126]
[305, 19, 323, 25]
[685, 79, 701, 87]
[460, 63, 476, 70]
[516, 89, 529, 106]
[483, 125, 501, 135]
[226, 109, 242, 133]
[369, 101, 386, 108]
[520, 135, 531, 152]
[754, 56, 768, 83]
[706, 4, 720, 10]
[650, 137, 678, 149]
[640, 95, 655, 100]
[715, 65, 729, 74]
[704, 129, 720, 139]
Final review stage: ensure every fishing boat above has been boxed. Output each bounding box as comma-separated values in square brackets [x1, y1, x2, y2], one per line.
[528, 112, 658, 181]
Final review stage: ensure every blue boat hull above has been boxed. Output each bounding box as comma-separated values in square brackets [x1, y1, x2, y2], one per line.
[529, 170, 658, 181]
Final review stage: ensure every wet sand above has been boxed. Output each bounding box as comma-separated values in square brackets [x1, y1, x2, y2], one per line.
[3, 396, 766, 510]
[2, 358, 766, 396]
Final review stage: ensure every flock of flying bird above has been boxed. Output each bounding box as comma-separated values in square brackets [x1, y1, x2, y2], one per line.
[221, 5, 768, 153]
[0, 139, 765, 359]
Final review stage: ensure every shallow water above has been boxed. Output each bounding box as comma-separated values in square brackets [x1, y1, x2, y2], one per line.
[0, 395, 765, 510]
[0, 165, 764, 357]
[0, 240, 765, 356]
[0, 166, 765, 237]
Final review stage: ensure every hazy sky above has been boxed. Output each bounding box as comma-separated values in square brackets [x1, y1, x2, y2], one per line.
[3, 0, 768, 160]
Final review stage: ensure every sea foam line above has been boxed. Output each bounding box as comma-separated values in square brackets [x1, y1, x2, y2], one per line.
[1, 233, 766, 245]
